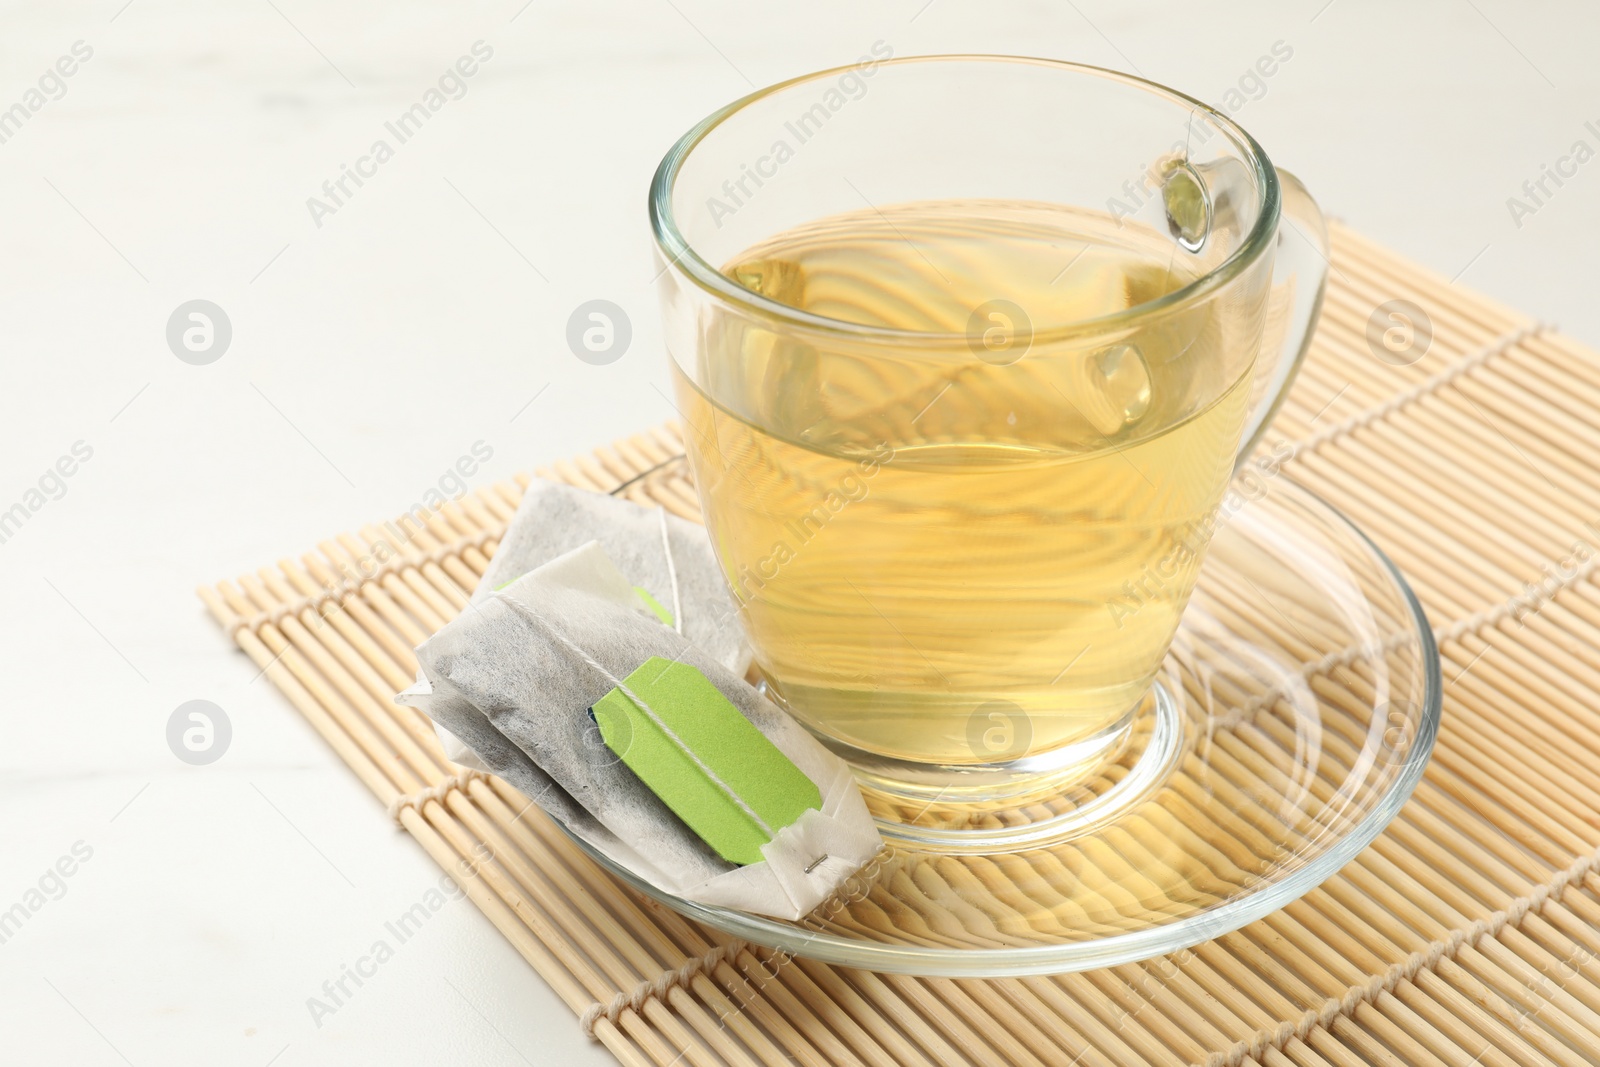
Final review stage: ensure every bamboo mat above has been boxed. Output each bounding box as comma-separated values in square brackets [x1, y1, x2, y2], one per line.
[201, 222, 1600, 1067]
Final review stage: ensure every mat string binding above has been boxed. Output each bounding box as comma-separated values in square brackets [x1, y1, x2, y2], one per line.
[1214, 487, 1600, 732]
[576, 847, 893, 1040]
[226, 528, 498, 637]
[386, 769, 492, 825]
[579, 938, 750, 1038]
[1287, 322, 1547, 458]
[1201, 840, 1600, 1067]
[1208, 319, 1564, 730]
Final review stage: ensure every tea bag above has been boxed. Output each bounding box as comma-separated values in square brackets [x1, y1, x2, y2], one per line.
[397, 541, 883, 920]
[434, 478, 748, 769]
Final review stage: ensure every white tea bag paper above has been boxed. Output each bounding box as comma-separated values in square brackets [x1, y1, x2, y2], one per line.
[397, 542, 883, 921]
[433, 479, 747, 770]
[477, 478, 746, 665]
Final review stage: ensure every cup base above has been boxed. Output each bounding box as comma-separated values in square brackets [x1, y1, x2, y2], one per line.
[761, 679, 1188, 853]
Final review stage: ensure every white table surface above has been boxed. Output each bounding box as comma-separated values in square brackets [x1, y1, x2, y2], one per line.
[2, 1, 1595, 1063]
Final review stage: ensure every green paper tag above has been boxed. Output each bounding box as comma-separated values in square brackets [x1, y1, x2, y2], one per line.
[592, 657, 821, 866]
[633, 587, 674, 627]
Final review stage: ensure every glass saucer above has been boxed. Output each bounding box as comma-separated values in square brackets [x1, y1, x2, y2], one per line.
[566, 476, 1441, 977]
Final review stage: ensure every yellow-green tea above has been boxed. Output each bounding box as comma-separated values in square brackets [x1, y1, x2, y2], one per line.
[675, 200, 1253, 767]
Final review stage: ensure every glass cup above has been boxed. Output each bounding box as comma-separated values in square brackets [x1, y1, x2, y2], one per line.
[650, 55, 1328, 820]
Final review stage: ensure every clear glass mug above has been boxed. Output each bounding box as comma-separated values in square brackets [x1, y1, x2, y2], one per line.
[651, 55, 1328, 811]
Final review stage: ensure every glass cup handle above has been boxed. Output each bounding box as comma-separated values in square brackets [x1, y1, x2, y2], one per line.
[1237, 167, 1329, 464]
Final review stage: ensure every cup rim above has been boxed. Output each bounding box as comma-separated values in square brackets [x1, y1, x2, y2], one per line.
[648, 53, 1283, 345]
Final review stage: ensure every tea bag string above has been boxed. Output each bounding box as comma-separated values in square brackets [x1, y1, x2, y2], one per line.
[497, 594, 776, 840]
[657, 507, 684, 636]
